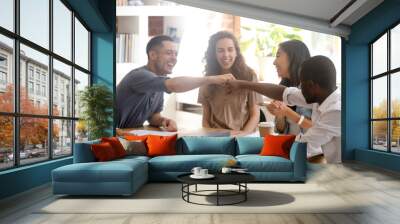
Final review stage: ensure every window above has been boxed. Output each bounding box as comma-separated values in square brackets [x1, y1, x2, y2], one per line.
[75, 18, 89, 70]
[0, 0, 14, 32]
[28, 81, 34, 94]
[28, 67, 34, 80]
[0, 54, 7, 86]
[36, 83, 40, 95]
[0, 0, 91, 170]
[370, 23, 400, 154]
[42, 85, 46, 97]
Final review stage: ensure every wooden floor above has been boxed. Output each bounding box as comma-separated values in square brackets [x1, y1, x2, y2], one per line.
[0, 162, 400, 224]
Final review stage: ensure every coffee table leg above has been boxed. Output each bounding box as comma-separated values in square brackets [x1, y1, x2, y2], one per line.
[245, 183, 247, 201]
[195, 184, 197, 192]
[217, 184, 219, 206]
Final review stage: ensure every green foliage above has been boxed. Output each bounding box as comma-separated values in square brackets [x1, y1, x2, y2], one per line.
[79, 84, 113, 140]
[240, 24, 302, 57]
[372, 99, 400, 140]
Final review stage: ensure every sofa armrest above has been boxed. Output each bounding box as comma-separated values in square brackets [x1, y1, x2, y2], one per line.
[73, 140, 100, 163]
[289, 142, 307, 181]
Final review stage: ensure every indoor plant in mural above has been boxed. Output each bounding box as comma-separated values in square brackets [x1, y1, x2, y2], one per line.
[79, 84, 113, 140]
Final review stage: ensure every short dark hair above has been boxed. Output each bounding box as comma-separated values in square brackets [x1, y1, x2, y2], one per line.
[146, 35, 174, 58]
[300, 55, 336, 90]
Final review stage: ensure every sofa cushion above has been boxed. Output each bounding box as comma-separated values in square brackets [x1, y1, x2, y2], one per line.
[236, 137, 263, 155]
[148, 154, 235, 172]
[52, 159, 147, 183]
[236, 155, 293, 172]
[177, 137, 235, 155]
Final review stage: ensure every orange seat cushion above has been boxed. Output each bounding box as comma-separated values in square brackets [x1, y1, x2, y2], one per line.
[101, 137, 126, 158]
[259, 134, 296, 159]
[91, 142, 118, 161]
[146, 134, 177, 157]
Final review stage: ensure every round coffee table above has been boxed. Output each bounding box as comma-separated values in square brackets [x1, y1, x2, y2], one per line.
[177, 173, 255, 206]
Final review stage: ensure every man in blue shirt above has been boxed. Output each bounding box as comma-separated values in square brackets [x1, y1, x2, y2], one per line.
[117, 35, 234, 131]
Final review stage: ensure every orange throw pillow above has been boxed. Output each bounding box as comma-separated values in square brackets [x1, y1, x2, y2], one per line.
[124, 135, 149, 142]
[101, 137, 126, 158]
[146, 134, 177, 157]
[91, 142, 117, 161]
[259, 134, 296, 159]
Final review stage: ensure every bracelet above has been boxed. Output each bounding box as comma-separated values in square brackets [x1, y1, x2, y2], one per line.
[297, 115, 305, 125]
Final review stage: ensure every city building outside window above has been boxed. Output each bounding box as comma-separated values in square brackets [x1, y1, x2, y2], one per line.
[0, 0, 91, 170]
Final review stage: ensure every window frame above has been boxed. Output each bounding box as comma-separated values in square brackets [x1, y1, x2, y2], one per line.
[0, 0, 92, 171]
[370, 20, 400, 154]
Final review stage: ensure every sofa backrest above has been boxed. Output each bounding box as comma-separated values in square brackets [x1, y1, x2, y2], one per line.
[177, 136, 235, 155]
[73, 140, 100, 163]
[235, 137, 264, 155]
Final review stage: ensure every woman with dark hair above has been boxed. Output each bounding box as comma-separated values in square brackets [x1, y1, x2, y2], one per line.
[198, 31, 260, 136]
[267, 39, 313, 134]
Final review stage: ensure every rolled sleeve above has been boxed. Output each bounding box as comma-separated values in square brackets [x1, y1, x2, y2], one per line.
[129, 70, 170, 93]
[282, 87, 312, 108]
[296, 110, 340, 156]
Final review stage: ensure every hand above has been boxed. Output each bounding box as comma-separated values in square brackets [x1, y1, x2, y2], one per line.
[266, 100, 290, 116]
[208, 73, 235, 85]
[230, 130, 249, 137]
[225, 80, 243, 94]
[161, 118, 177, 132]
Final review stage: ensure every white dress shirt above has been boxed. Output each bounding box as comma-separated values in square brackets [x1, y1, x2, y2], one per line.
[283, 87, 341, 163]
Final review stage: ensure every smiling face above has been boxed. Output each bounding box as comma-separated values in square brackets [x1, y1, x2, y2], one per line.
[215, 38, 237, 73]
[149, 40, 177, 75]
[273, 48, 290, 79]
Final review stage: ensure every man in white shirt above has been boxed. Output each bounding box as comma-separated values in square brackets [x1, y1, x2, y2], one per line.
[227, 55, 341, 163]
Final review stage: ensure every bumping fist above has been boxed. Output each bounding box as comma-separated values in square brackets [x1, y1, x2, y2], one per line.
[208, 73, 236, 85]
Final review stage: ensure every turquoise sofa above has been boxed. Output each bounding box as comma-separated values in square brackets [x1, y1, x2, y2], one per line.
[52, 137, 306, 196]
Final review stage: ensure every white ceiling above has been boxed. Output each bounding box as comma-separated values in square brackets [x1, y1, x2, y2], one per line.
[170, 0, 384, 37]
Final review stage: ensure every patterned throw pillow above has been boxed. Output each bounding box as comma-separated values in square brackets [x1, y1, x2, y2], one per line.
[119, 137, 147, 156]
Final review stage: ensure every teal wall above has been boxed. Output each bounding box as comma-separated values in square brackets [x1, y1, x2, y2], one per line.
[91, 1, 116, 134]
[344, 0, 400, 171]
[0, 0, 116, 200]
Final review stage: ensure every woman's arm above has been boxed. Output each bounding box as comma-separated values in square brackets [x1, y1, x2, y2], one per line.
[242, 103, 260, 133]
[201, 102, 212, 128]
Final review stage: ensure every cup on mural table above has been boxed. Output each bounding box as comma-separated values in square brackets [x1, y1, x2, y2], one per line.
[221, 167, 232, 174]
[258, 121, 275, 137]
[191, 167, 202, 176]
[199, 169, 209, 176]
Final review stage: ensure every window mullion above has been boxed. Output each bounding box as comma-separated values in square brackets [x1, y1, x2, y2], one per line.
[71, 11, 76, 154]
[49, 0, 54, 160]
[14, 0, 20, 166]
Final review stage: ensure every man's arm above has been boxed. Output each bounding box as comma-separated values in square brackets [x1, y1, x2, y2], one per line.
[228, 80, 286, 101]
[297, 111, 340, 147]
[165, 74, 234, 93]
